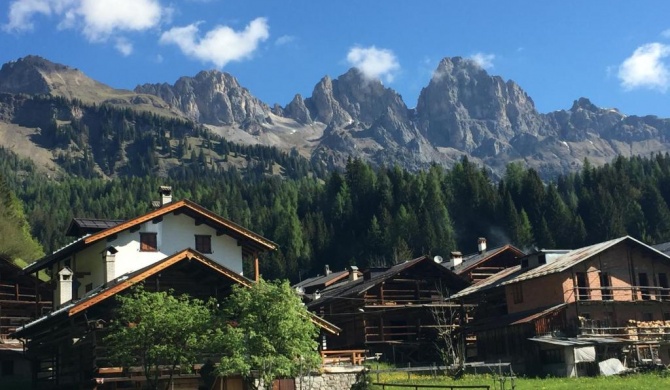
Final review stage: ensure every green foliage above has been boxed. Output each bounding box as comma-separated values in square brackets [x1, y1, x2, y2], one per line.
[216, 279, 321, 390]
[7, 134, 670, 282]
[0, 172, 43, 263]
[370, 372, 670, 390]
[104, 286, 217, 390]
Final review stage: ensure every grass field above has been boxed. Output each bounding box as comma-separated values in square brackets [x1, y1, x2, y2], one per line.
[370, 372, 670, 390]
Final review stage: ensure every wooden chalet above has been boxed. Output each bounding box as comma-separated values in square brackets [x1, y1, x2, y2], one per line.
[307, 256, 470, 364]
[443, 238, 525, 283]
[0, 257, 52, 387]
[12, 189, 340, 389]
[452, 236, 670, 377]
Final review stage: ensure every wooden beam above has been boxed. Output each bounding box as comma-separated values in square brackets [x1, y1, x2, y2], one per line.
[106, 234, 117, 243]
[152, 216, 163, 224]
[129, 225, 140, 233]
[194, 219, 204, 226]
[254, 254, 259, 282]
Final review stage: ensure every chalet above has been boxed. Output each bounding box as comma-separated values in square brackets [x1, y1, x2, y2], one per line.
[0, 257, 52, 388]
[452, 236, 670, 377]
[442, 238, 525, 283]
[308, 256, 470, 364]
[12, 188, 340, 389]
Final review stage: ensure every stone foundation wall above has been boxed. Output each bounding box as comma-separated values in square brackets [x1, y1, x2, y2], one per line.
[254, 370, 362, 390]
[296, 371, 360, 390]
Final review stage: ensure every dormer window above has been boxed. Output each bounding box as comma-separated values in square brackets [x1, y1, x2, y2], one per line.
[195, 235, 212, 254]
[140, 233, 157, 252]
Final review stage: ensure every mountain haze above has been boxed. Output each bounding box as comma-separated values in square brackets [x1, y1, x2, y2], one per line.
[1, 55, 669, 178]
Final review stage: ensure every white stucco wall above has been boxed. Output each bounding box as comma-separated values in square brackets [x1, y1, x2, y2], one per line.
[53, 213, 244, 301]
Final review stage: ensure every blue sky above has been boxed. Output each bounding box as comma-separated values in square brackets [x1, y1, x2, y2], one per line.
[2, 1, 670, 117]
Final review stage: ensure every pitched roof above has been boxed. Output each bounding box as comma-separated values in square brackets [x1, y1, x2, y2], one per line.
[449, 244, 525, 275]
[452, 236, 670, 299]
[307, 256, 469, 309]
[450, 264, 524, 299]
[467, 303, 567, 332]
[14, 249, 340, 338]
[65, 218, 125, 237]
[652, 241, 670, 255]
[294, 270, 357, 291]
[501, 236, 669, 286]
[24, 199, 278, 274]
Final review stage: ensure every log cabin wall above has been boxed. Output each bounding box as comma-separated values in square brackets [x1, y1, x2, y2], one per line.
[319, 258, 469, 363]
[21, 259, 245, 389]
[0, 259, 52, 341]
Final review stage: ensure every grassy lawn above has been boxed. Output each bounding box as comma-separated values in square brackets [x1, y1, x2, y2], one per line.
[369, 372, 670, 390]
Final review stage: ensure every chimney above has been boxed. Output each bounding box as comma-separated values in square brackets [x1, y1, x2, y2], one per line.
[104, 246, 118, 283]
[55, 267, 73, 308]
[349, 266, 359, 282]
[450, 251, 463, 268]
[324, 264, 332, 276]
[158, 186, 173, 206]
[478, 237, 487, 254]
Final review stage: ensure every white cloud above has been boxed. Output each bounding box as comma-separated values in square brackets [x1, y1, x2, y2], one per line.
[346, 46, 400, 83]
[160, 18, 269, 68]
[275, 34, 295, 46]
[3, 0, 54, 32]
[469, 52, 495, 70]
[618, 43, 670, 92]
[115, 38, 133, 56]
[3, 0, 164, 41]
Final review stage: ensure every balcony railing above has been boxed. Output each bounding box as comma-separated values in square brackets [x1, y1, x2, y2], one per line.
[570, 285, 670, 302]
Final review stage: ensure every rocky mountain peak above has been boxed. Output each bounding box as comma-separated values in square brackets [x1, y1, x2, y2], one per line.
[0, 56, 61, 95]
[570, 97, 600, 112]
[297, 68, 410, 127]
[416, 56, 542, 153]
[136, 69, 270, 125]
[284, 94, 312, 124]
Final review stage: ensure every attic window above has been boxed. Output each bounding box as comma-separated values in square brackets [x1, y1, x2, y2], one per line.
[195, 235, 212, 254]
[140, 233, 157, 252]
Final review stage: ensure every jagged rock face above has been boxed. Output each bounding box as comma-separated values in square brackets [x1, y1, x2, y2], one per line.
[416, 57, 543, 154]
[304, 76, 352, 126]
[300, 68, 411, 128]
[135, 70, 271, 125]
[5, 55, 670, 179]
[284, 94, 312, 124]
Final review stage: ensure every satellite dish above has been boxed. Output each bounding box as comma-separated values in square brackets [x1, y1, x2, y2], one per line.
[433, 255, 444, 264]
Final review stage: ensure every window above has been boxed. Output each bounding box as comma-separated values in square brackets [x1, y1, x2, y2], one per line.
[576, 272, 590, 300]
[639, 273, 650, 300]
[659, 273, 669, 300]
[140, 233, 157, 252]
[600, 272, 613, 300]
[195, 235, 212, 254]
[511, 284, 524, 304]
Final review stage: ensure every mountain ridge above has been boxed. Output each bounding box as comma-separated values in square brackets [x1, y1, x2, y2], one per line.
[1, 55, 669, 178]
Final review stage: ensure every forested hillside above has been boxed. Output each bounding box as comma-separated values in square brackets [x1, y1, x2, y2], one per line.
[0, 93, 325, 180]
[2, 143, 670, 281]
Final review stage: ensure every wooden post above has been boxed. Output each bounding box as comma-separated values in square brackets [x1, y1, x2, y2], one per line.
[254, 254, 259, 282]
